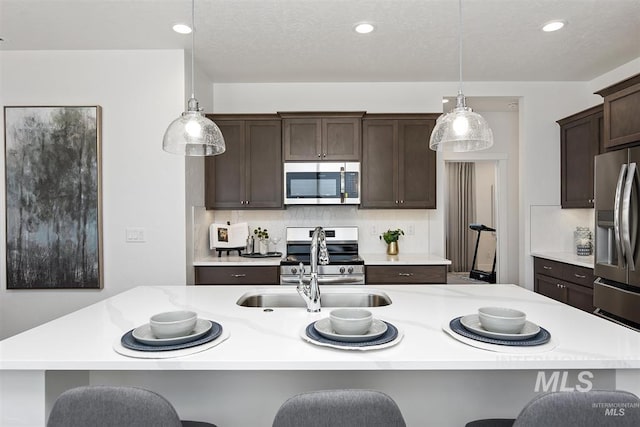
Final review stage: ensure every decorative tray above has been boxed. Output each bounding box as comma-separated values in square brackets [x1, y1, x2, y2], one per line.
[241, 252, 283, 258]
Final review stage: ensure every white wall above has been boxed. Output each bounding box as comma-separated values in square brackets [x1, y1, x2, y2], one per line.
[0, 50, 188, 339]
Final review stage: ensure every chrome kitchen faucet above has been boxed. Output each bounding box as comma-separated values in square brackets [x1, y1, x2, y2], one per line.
[297, 226, 329, 312]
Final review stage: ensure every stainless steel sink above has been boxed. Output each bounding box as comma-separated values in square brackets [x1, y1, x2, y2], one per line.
[236, 288, 392, 308]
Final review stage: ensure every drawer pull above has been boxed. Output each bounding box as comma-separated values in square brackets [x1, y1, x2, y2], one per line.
[232, 274, 247, 278]
[398, 273, 414, 277]
[574, 273, 586, 279]
[543, 266, 552, 270]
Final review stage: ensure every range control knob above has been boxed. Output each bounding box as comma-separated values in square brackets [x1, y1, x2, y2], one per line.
[347, 267, 354, 274]
[291, 267, 297, 274]
[339, 267, 346, 274]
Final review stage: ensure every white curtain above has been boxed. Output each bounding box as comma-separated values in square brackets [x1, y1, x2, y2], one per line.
[447, 162, 476, 272]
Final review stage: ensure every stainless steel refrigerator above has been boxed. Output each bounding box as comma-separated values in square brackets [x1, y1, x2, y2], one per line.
[594, 147, 640, 330]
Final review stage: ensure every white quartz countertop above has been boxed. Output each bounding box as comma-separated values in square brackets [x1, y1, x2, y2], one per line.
[531, 251, 594, 268]
[194, 253, 451, 266]
[1, 284, 638, 371]
[361, 253, 451, 265]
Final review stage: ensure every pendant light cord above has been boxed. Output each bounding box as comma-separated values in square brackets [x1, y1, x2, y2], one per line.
[190, 0, 195, 100]
[458, 0, 463, 95]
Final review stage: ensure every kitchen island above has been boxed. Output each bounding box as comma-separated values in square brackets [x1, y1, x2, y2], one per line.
[1, 284, 639, 426]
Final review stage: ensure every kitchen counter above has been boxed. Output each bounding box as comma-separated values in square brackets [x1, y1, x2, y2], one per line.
[193, 253, 450, 267]
[361, 253, 451, 265]
[531, 251, 594, 268]
[1, 284, 638, 426]
[194, 254, 284, 266]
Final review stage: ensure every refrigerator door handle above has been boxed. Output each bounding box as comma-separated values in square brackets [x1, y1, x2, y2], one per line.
[614, 163, 627, 267]
[622, 162, 637, 271]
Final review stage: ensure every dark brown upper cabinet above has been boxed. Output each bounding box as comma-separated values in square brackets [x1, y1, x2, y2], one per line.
[205, 115, 282, 210]
[280, 112, 365, 161]
[361, 114, 437, 209]
[595, 73, 640, 150]
[557, 105, 603, 208]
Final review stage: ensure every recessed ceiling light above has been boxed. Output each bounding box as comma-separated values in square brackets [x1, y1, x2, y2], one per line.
[354, 23, 375, 34]
[173, 24, 192, 34]
[542, 20, 566, 32]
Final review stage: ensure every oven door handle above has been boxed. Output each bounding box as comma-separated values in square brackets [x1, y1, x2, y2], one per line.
[281, 276, 364, 285]
[340, 166, 346, 204]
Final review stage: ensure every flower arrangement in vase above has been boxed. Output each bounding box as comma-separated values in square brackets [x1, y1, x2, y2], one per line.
[380, 228, 404, 255]
[253, 227, 269, 254]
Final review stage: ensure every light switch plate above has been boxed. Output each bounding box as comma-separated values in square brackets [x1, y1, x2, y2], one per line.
[125, 228, 146, 243]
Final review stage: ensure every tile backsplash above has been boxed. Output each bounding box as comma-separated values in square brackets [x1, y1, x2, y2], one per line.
[193, 206, 434, 260]
[530, 204, 594, 253]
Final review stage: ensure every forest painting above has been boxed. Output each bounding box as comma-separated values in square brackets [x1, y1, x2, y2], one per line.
[4, 106, 103, 289]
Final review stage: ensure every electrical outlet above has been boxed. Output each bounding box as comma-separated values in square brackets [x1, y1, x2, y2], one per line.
[407, 224, 415, 236]
[370, 225, 377, 236]
[125, 228, 146, 243]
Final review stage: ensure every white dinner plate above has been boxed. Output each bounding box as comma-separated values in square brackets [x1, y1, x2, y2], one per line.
[132, 319, 212, 346]
[460, 314, 541, 341]
[313, 318, 388, 342]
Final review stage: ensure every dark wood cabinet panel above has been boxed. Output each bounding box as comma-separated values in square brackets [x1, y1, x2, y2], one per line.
[533, 256, 594, 314]
[280, 112, 364, 161]
[366, 265, 447, 284]
[596, 74, 640, 150]
[398, 120, 436, 208]
[361, 114, 437, 209]
[535, 274, 567, 302]
[205, 115, 282, 209]
[361, 120, 397, 208]
[245, 121, 283, 208]
[195, 266, 279, 285]
[557, 105, 603, 208]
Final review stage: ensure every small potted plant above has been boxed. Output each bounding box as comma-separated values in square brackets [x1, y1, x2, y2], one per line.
[380, 228, 404, 255]
[253, 227, 269, 255]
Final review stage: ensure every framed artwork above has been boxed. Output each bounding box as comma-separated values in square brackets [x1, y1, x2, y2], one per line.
[4, 106, 103, 289]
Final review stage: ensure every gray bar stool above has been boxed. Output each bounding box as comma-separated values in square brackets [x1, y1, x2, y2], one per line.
[272, 389, 406, 427]
[47, 385, 216, 427]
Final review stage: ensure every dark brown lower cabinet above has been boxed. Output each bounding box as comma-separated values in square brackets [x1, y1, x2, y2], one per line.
[533, 257, 595, 313]
[366, 265, 447, 284]
[195, 266, 279, 285]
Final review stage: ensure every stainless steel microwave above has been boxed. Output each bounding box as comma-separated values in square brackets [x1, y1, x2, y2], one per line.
[284, 162, 360, 205]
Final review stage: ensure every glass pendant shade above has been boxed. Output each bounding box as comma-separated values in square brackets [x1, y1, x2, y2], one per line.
[428, 0, 493, 152]
[163, 98, 226, 156]
[429, 93, 493, 152]
[162, 0, 225, 157]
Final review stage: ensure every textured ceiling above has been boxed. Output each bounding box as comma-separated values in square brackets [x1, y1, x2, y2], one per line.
[1, 0, 639, 83]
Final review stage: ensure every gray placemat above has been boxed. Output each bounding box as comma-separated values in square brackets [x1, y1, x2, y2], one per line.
[450, 317, 550, 346]
[121, 320, 222, 352]
[305, 320, 398, 347]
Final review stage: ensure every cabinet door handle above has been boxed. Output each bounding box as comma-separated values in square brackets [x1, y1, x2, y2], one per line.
[395, 200, 399, 204]
[398, 272, 414, 277]
[543, 266, 552, 270]
[400, 200, 404, 204]
[574, 273, 586, 279]
[246, 200, 250, 205]
[232, 274, 247, 278]
[240, 200, 244, 205]
[323, 153, 327, 157]
[317, 153, 321, 158]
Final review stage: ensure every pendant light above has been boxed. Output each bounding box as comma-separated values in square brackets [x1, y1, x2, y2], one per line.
[429, 0, 493, 152]
[163, 0, 226, 156]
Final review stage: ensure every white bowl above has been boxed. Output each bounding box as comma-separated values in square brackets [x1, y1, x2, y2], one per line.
[478, 307, 526, 334]
[329, 309, 373, 335]
[149, 310, 198, 339]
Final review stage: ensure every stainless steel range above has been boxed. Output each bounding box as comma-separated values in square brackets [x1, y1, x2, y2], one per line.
[280, 226, 365, 285]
